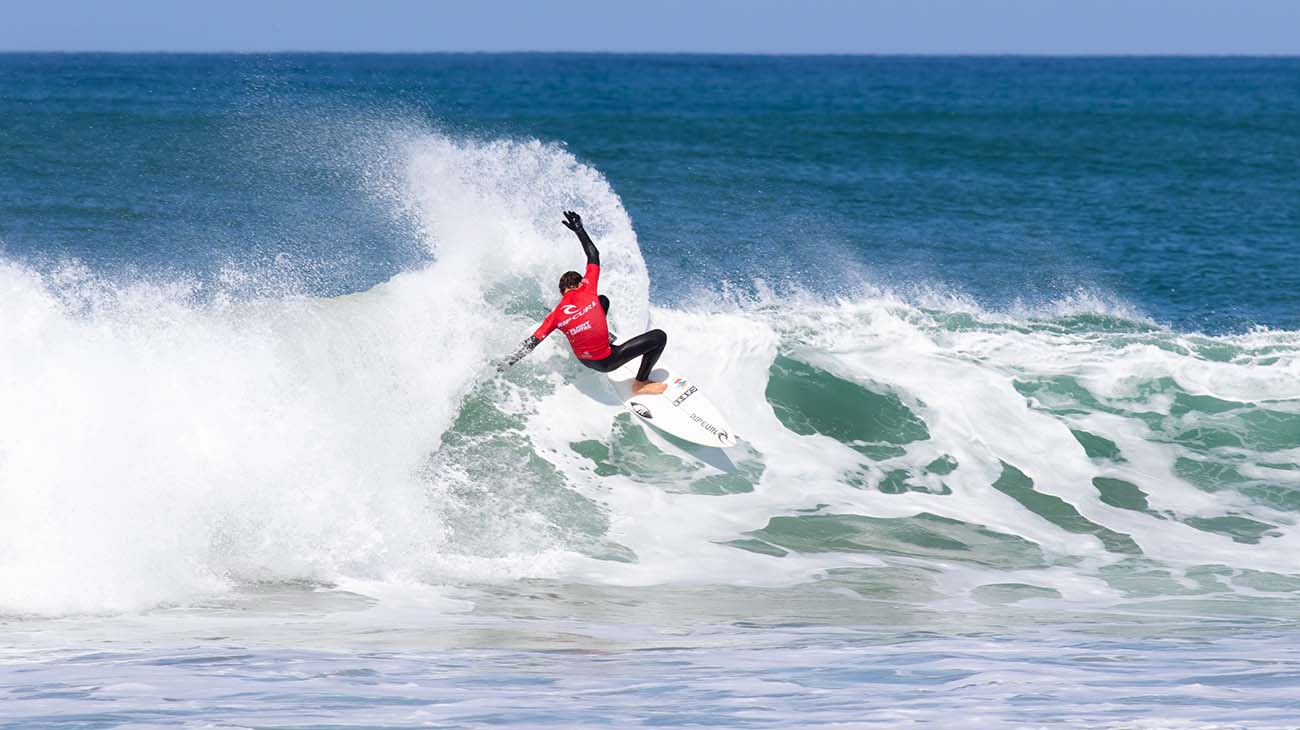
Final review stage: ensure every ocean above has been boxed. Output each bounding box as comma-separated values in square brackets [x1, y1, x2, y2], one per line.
[2, 54, 1299, 728]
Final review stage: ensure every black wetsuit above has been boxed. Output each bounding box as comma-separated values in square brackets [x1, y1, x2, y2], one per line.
[579, 295, 667, 382]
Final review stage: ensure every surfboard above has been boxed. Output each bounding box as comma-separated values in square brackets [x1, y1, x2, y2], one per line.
[608, 365, 739, 448]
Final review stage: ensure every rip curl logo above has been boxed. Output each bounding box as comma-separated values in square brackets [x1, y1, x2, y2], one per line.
[557, 300, 597, 328]
[716, 429, 730, 444]
[630, 402, 653, 420]
[689, 412, 724, 437]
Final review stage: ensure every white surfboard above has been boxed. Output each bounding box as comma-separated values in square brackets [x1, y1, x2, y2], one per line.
[608, 364, 739, 448]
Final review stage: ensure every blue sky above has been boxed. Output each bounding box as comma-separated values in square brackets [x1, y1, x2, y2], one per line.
[4, 0, 1299, 54]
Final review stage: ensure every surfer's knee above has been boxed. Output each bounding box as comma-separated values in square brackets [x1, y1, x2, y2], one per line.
[599, 295, 610, 313]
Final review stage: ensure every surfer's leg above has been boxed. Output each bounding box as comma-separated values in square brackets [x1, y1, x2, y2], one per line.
[589, 331, 662, 372]
[629, 329, 666, 382]
[598, 295, 619, 346]
[578, 346, 621, 373]
[598, 329, 667, 394]
[577, 329, 667, 391]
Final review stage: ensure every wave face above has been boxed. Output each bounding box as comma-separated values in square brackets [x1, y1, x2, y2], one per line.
[0, 132, 648, 614]
[3, 128, 1299, 620]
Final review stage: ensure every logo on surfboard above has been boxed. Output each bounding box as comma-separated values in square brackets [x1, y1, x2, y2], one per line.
[672, 385, 698, 407]
[619, 375, 737, 448]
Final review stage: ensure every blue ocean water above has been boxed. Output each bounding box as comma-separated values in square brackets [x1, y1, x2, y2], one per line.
[5, 55, 1299, 329]
[3, 54, 1300, 728]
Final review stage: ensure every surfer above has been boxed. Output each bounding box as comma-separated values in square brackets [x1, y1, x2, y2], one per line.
[498, 211, 668, 395]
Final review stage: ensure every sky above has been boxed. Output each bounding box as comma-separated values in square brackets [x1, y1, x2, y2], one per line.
[2, 0, 1299, 55]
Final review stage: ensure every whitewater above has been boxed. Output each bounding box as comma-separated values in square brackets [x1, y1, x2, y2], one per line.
[4, 132, 1298, 616]
[5, 55, 1300, 728]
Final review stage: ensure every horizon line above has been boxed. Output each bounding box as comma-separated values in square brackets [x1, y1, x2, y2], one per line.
[3, 49, 1300, 59]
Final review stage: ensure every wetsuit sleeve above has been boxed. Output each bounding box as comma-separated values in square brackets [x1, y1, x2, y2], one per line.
[497, 310, 557, 372]
[582, 262, 600, 294]
[574, 226, 599, 266]
[499, 334, 542, 371]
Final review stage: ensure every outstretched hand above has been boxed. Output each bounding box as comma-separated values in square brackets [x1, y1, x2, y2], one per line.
[562, 210, 585, 233]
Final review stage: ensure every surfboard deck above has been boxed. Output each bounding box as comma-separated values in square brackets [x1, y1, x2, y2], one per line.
[608, 364, 738, 448]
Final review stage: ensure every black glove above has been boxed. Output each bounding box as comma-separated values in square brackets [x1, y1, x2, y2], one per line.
[562, 210, 585, 234]
[563, 210, 599, 264]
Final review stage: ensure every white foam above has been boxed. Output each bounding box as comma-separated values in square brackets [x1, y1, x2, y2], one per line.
[517, 292, 1300, 603]
[4, 128, 1299, 619]
[0, 132, 646, 615]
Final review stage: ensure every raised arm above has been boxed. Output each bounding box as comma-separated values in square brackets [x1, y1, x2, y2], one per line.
[563, 210, 599, 266]
[496, 211, 596, 374]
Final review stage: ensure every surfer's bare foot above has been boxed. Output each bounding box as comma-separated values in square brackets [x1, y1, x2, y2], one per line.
[632, 379, 667, 395]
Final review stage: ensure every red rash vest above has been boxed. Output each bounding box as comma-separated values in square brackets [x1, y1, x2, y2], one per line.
[532, 263, 612, 361]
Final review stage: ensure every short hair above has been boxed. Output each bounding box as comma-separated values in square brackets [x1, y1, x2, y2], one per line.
[558, 271, 582, 293]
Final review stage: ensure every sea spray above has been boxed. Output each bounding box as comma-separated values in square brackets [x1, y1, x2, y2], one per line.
[0, 132, 648, 615]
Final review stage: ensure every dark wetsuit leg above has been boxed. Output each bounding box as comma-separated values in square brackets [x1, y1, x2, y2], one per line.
[599, 295, 615, 344]
[579, 329, 667, 382]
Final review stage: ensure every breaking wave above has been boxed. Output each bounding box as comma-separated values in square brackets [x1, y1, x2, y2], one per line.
[2, 130, 1299, 618]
